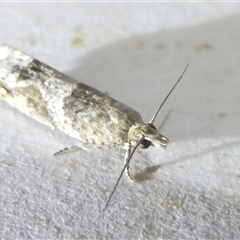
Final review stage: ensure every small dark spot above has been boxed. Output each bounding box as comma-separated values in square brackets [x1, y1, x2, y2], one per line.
[156, 44, 164, 49]
[12, 65, 35, 78]
[74, 109, 83, 114]
[195, 43, 213, 51]
[28, 59, 46, 74]
[71, 25, 84, 47]
[11, 65, 21, 74]
[218, 112, 226, 118]
[71, 37, 84, 46]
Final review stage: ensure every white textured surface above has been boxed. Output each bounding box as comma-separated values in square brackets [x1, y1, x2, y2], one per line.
[0, 3, 240, 239]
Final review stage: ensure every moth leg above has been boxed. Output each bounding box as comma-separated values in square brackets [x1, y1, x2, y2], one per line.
[53, 145, 81, 156]
[0, 83, 11, 100]
[124, 144, 134, 182]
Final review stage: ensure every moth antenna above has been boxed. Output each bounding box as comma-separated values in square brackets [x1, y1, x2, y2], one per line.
[149, 64, 189, 125]
[103, 137, 144, 210]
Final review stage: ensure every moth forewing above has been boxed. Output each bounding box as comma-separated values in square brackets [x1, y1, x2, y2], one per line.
[0, 42, 145, 149]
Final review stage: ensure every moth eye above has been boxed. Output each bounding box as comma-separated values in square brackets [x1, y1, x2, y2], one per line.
[139, 124, 157, 149]
[148, 124, 157, 131]
[140, 139, 151, 149]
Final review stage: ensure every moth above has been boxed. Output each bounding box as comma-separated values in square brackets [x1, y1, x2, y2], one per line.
[0, 42, 188, 208]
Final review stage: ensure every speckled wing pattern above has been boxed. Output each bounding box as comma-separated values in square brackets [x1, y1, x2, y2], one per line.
[0, 42, 144, 149]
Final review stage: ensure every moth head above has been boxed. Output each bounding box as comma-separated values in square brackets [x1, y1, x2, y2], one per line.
[128, 124, 169, 149]
[104, 65, 188, 209]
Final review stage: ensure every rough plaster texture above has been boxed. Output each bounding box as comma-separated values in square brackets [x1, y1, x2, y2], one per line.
[0, 3, 240, 239]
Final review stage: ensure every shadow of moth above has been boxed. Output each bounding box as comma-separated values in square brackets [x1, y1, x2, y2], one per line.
[0, 42, 188, 208]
